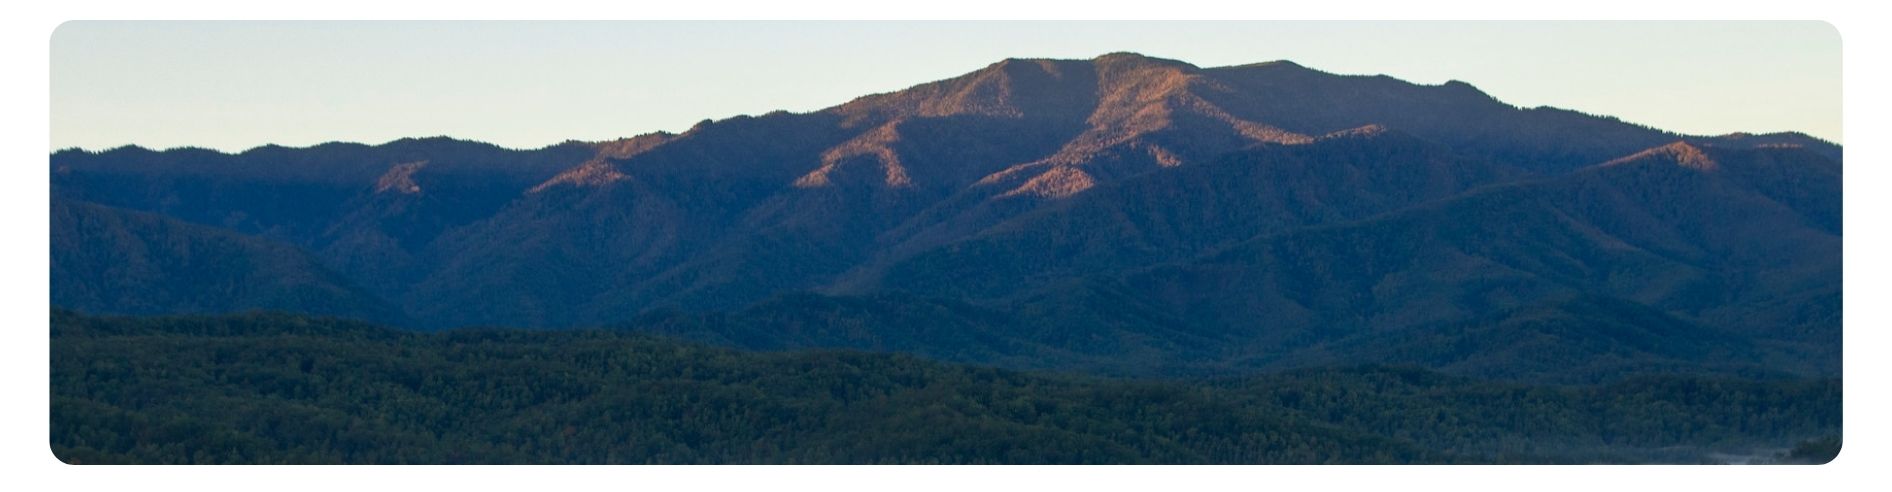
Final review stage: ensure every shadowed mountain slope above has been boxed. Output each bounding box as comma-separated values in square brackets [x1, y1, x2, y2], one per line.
[1102, 143, 1840, 376]
[51, 199, 400, 323]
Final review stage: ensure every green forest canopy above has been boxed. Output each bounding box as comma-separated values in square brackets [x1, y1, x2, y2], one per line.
[51, 310, 1839, 464]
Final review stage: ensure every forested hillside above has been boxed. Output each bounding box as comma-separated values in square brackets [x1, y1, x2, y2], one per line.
[51, 199, 401, 323]
[51, 312, 1840, 464]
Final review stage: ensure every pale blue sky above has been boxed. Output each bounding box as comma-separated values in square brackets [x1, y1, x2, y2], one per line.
[50, 21, 1841, 152]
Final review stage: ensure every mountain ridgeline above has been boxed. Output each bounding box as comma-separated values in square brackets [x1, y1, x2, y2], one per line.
[50, 53, 1841, 383]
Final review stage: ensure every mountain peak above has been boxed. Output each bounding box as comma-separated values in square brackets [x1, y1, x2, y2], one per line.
[828, 56, 1102, 126]
[1437, 80, 1496, 100]
[1092, 52, 1198, 68]
[1224, 59, 1307, 69]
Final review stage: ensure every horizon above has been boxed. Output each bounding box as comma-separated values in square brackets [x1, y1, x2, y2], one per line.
[52, 21, 1841, 152]
[48, 52, 1844, 155]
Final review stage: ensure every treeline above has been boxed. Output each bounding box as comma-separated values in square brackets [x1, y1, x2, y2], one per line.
[51, 310, 1840, 464]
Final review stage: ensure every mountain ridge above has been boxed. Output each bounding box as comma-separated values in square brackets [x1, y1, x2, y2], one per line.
[49, 53, 1842, 382]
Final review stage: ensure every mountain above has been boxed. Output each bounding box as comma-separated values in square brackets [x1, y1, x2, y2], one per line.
[51, 199, 400, 322]
[51, 137, 606, 298]
[836, 126, 1523, 300]
[48, 53, 1841, 381]
[1095, 142, 1840, 378]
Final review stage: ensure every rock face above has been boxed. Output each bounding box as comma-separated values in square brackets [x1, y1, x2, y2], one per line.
[49, 53, 1841, 381]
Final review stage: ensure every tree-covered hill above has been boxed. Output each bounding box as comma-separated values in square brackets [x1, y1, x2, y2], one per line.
[52, 311, 1839, 464]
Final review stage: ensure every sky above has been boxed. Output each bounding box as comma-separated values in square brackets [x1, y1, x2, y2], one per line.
[50, 21, 1842, 152]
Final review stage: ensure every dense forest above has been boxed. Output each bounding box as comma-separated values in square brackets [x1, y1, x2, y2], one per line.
[51, 311, 1839, 464]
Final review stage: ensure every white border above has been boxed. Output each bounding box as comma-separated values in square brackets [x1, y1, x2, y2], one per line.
[4, 2, 1883, 491]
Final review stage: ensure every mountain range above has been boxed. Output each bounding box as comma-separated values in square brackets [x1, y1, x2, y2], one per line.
[49, 53, 1841, 382]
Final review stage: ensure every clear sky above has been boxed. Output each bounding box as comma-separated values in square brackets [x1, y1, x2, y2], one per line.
[50, 21, 1841, 152]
